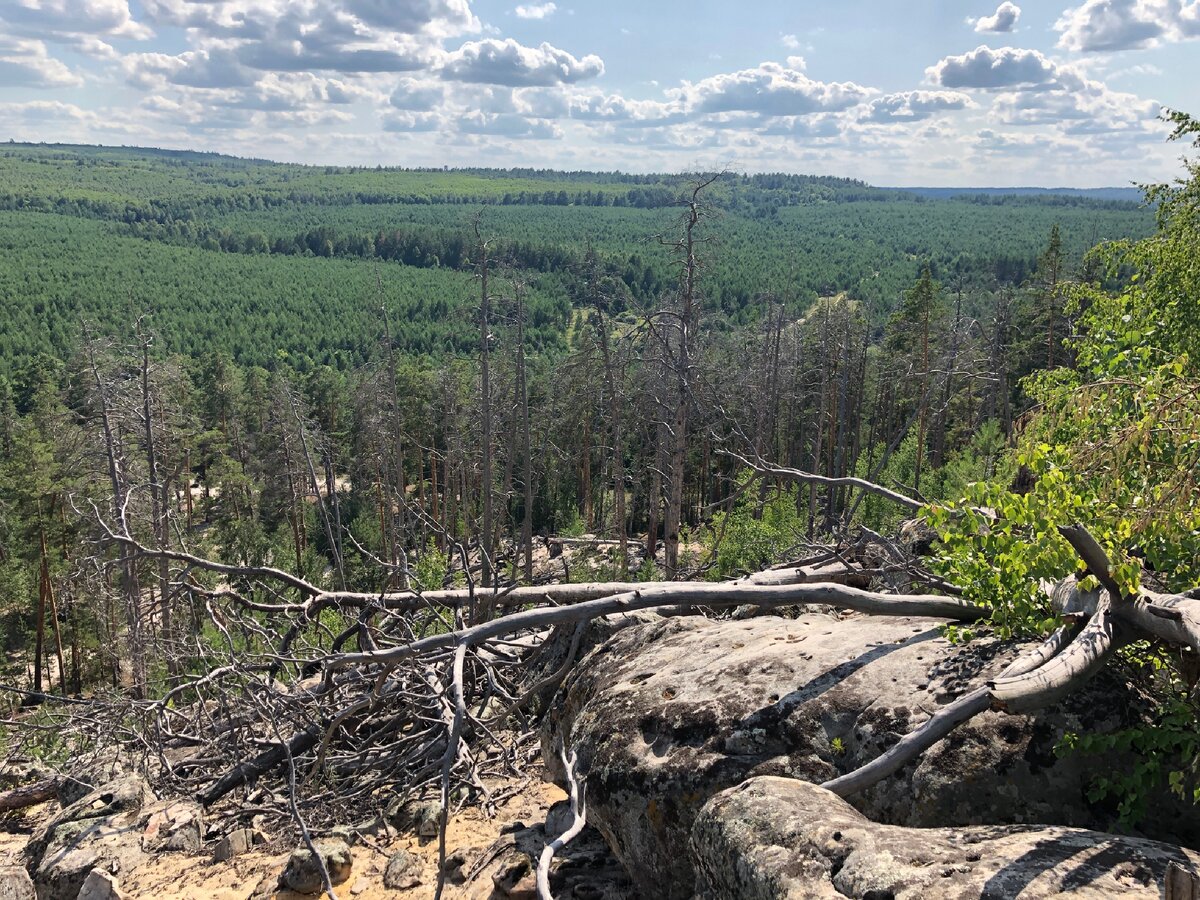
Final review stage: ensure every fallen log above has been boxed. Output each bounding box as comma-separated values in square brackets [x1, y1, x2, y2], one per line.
[0, 777, 58, 813]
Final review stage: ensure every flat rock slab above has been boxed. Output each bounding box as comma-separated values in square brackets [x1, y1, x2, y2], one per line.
[544, 613, 1195, 897]
[693, 777, 1200, 899]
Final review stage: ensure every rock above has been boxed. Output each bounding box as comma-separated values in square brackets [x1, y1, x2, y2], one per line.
[139, 800, 204, 853]
[213, 828, 253, 862]
[56, 752, 135, 808]
[898, 518, 937, 555]
[74, 870, 125, 900]
[385, 799, 441, 838]
[441, 848, 469, 885]
[280, 840, 353, 895]
[0, 867, 34, 900]
[328, 825, 358, 846]
[491, 850, 533, 897]
[544, 613, 1193, 898]
[24, 776, 158, 900]
[692, 777, 1200, 899]
[382, 848, 421, 890]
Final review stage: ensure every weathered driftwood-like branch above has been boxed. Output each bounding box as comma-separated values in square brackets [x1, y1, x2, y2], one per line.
[822, 623, 1078, 797]
[827, 522, 1200, 799]
[537, 742, 587, 900]
[322, 582, 987, 678]
[988, 603, 1122, 714]
[721, 450, 923, 513]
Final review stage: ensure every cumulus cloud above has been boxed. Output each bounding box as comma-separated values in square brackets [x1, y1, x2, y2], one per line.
[0, 36, 82, 87]
[457, 111, 560, 138]
[382, 110, 440, 131]
[440, 38, 603, 86]
[131, 0, 473, 75]
[861, 90, 975, 122]
[675, 61, 872, 117]
[124, 48, 256, 89]
[390, 79, 445, 111]
[926, 45, 1064, 90]
[514, 2, 557, 19]
[971, 2, 1021, 32]
[0, 0, 151, 41]
[1055, 0, 1200, 52]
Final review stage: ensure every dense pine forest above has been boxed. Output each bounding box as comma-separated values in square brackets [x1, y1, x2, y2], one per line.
[2, 115, 1199, 867]
[0, 140, 1162, 670]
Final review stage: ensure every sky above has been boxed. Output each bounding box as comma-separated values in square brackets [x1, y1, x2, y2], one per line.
[0, 0, 1197, 186]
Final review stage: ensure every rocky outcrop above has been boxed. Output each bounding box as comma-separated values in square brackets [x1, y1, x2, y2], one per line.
[280, 839, 353, 894]
[22, 776, 202, 900]
[0, 867, 35, 900]
[692, 777, 1200, 898]
[544, 612, 1194, 897]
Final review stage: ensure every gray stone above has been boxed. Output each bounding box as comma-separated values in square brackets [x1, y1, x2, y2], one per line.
[138, 800, 204, 854]
[74, 870, 125, 900]
[213, 828, 253, 862]
[693, 777, 1200, 899]
[280, 840, 353, 895]
[0, 867, 35, 900]
[490, 850, 532, 897]
[544, 613, 1193, 898]
[385, 799, 442, 838]
[24, 776, 157, 900]
[55, 751, 138, 808]
[382, 848, 421, 890]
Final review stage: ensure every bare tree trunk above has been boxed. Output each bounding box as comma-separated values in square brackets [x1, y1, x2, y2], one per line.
[87, 338, 146, 699]
[475, 222, 495, 591]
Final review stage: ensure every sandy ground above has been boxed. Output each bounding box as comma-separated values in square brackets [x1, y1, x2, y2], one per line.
[0, 779, 578, 900]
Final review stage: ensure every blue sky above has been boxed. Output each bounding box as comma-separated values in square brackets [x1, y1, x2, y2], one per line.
[0, 0, 1197, 185]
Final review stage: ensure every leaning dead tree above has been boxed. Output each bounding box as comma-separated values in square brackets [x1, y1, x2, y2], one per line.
[3, 465, 1198, 899]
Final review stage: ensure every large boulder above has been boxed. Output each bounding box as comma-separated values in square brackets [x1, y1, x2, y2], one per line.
[23, 776, 202, 900]
[693, 777, 1200, 898]
[543, 612, 1195, 897]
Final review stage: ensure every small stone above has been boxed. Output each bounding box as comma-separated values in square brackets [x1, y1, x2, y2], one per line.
[382, 848, 421, 890]
[213, 828, 253, 862]
[491, 850, 533, 897]
[280, 839, 353, 895]
[349, 876, 371, 895]
[0, 866, 35, 900]
[441, 849, 468, 885]
[386, 799, 441, 838]
[75, 870, 125, 900]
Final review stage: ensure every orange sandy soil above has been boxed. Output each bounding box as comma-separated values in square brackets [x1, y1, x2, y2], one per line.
[0, 780, 568, 900]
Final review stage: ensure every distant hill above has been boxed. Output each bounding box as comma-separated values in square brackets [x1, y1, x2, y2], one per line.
[0, 141, 1157, 373]
[896, 186, 1145, 204]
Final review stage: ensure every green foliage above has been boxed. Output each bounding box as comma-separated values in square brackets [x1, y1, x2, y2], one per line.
[704, 484, 803, 581]
[927, 113, 1200, 823]
[0, 143, 1154, 375]
[412, 541, 451, 592]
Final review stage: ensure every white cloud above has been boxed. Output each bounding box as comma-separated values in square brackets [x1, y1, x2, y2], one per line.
[926, 45, 1065, 90]
[440, 38, 603, 86]
[457, 111, 560, 138]
[971, 2, 1021, 33]
[1055, 0, 1200, 52]
[0, 36, 82, 87]
[675, 60, 872, 117]
[861, 90, 975, 122]
[390, 78, 445, 111]
[0, 0, 151, 41]
[781, 33, 801, 49]
[514, 2, 557, 19]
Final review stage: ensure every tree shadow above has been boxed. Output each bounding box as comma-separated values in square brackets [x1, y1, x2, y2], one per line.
[980, 832, 1200, 899]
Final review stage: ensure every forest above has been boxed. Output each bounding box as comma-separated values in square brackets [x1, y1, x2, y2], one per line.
[0, 116, 1197, 897]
